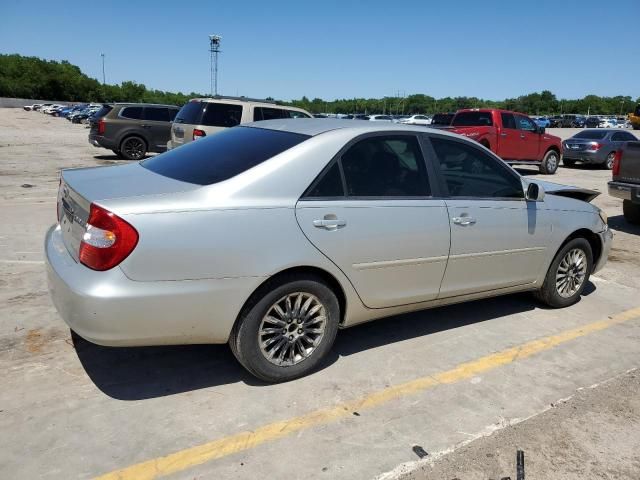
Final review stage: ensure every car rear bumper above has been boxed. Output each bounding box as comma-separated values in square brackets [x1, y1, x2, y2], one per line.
[45, 224, 260, 346]
[562, 149, 606, 163]
[88, 133, 117, 150]
[608, 181, 640, 203]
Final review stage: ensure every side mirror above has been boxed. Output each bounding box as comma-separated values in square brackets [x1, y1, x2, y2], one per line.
[526, 182, 545, 202]
[537, 125, 545, 134]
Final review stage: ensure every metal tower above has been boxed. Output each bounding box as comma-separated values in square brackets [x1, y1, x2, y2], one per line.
[209, 35, 222, 96]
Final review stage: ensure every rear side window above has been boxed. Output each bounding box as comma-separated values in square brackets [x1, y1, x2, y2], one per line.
[142, 127, 309, 185]
[306, 162, 344, 197]
[143, 107, 170, 122]
[174, 101, 205, 124]
[254, 107, 287, 121]
[287, 110, 311, 118]
[452, 112, 493, 127]
[120, 106, 143, 120]
[201, 103, 243, 127]
[501, 112, 516, 129]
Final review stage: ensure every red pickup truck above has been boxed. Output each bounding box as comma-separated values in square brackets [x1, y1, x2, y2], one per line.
[447, 109, 563, 174]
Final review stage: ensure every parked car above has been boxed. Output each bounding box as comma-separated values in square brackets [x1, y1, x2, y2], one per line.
[608, 140, 640, 223]
[313, 114, 328, 118]
[534, 117, 551, 128]
[571, 115, 586, 128]
[23, 105, 35, 111]
[368, 115, 394, 121]
[430, 112, 455, 126]
[31, 104, 44, 111]
[549, 115, 563, 128]
[352, 114, 370, 120]
[629, 104, 640, 130]
[88, 103, 180, 160]
[447, 109, 563, 174]
[46, 119, 611, 382]
[400, 114, 432, 126]
[599, 118, 617, 128]
[586, 116, 601, 128]
[169, 96, 311, 150]
[562, 129, 637, 169]
[70, 107, 100, 124]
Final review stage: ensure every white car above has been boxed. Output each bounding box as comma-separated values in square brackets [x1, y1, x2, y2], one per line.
[599, 118, 616, 128]
[42, 104, 64, 114]
[400, 115, 432, 126]
[368, 115, 394, 122]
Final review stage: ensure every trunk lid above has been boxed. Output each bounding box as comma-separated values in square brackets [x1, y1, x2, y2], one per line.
[57, 163, 199, 260]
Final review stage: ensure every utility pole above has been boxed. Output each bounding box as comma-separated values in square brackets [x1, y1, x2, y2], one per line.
[100, 53, 105, 85]
[208, 35, 222, 96]
[620, 100, 625, 117]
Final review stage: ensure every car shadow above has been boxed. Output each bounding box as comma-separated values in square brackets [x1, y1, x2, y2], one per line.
[73, 286, 596, 401]
[609, 214, 640, 235]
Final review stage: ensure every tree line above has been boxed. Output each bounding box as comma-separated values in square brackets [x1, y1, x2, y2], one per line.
[1, 54, 638, 116]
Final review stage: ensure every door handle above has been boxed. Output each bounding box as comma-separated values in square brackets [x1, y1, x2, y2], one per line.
[141, 124, 152, 129]
[500, 132, 508, 137]
[520, 134, 526, 139]
[313, 218, 346, 229]
[452, 216, 476, 226]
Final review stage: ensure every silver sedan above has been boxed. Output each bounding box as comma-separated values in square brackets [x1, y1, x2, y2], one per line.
[46, 119, 612, 382]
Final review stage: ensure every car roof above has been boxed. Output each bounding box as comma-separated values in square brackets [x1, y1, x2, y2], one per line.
[111, 103, 179, 108]
[243, 118, 463, 138]
[188, 97, 308, 111]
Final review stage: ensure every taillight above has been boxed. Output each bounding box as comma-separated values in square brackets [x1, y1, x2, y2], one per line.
[612, 151, 622, 176]
[193, 129, 206, 140]
[97, 119, 105, 135]
[588, 143, 602, 151]
[79, 203, 138, 271]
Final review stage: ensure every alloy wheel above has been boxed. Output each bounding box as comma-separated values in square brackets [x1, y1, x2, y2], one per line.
[546, 153, 558, 171]
[258, 292, 327, 366]
[555, 248, 587, 298]
[123, 138, 145, 160]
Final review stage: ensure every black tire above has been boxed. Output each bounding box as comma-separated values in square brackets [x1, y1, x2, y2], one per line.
[534, 238, 593, 308]
[111, 149, 125, 158]
[229, 274, 340, 382]
[563, 158, 576, 167]
[119, 136, 147, 161]
[603, 152, 616, 170]
[539, 149, 560, 174]
[623, 200, 640, 224]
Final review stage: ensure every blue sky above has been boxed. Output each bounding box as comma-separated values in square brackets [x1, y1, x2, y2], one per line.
[1, 0, 638, 101]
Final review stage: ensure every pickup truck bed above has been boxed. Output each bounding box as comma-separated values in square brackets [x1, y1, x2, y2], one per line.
[608, 141, 640, 223]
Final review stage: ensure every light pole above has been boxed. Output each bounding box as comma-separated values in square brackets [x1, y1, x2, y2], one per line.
[100, 53, 105, 85]
[620, 100, 625, 117]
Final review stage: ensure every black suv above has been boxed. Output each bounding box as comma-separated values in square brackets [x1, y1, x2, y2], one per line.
[89, 103, 180, 160]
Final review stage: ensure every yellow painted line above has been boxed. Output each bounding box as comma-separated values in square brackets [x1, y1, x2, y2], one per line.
[96, 306, 640, 480]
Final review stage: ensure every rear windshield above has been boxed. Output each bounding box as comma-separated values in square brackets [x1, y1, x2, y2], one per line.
[431, 114, 454, 126]
[452, 111, 493, 127]
[573, 130, 607, 140]
[93, 105, 113, 119]
[142, 126, 310, 185]
[174, 101, 205, 124]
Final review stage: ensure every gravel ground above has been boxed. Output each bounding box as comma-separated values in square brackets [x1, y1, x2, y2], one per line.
[401, 369, 640, 480]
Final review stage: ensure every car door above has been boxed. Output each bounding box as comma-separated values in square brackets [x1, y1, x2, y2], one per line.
[295, 134, 451, 308]
[515, 114, 541, 161]
[498, 112, 521, 160]
[142, 107, 171, 150]
[428, 135, 551, 298]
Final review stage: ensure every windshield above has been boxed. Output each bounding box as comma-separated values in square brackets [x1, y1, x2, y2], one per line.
[572, 130, 607, 140]
[142, 126, 310, 185]
[452, 112, 493, 127]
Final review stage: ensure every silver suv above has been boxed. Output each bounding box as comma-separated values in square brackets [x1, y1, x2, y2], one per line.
[168, 96, 312, 150]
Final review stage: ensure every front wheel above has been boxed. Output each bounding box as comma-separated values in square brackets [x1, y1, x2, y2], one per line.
[534, 238, 593, 308]
[229, 274, 340, 382]
[540, 150, 560, 174]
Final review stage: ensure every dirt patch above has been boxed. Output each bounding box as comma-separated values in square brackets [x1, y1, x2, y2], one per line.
[24, 328, 46, 353]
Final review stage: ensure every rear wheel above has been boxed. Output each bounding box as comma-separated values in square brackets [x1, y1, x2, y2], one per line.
[540, 150, 560, 174]
[535, 238, 592, 308]
[603, 152, 616, 170]
[229, 274, 340, 382]
[623, 200, 640, 224]
[119, 136, 147, 161]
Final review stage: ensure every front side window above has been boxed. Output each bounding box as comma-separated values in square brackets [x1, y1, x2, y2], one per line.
[340, 136, 430, 197]
[201, 103, 243, 127]
[515, 114, 537, 132]
[431, 137, 523, 199]
[120, 106, 143, 120]
[143, 107, 170, 122]
[254, 107, 286, 121]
